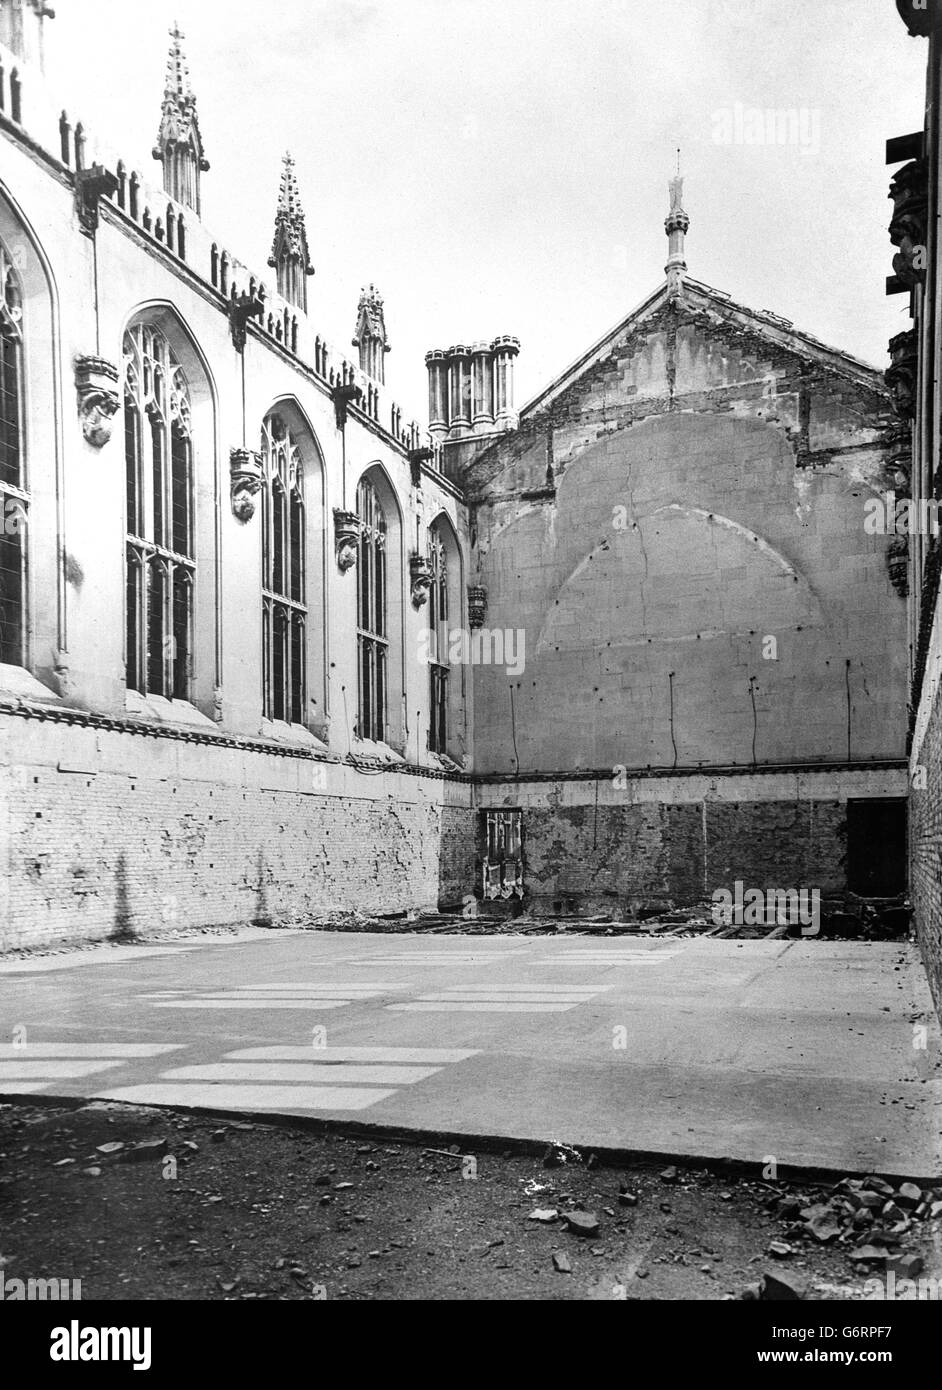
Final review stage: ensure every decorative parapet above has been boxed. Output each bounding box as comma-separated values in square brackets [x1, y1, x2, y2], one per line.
[410, 553, 433, 608]
[74, 355, 120, 446]
[333, 509, 360, 572]
[885, 330, 918, 420]
[229, 447, 263, 522]
[467, 585, 487, 630]
[888, 160, 928, 288]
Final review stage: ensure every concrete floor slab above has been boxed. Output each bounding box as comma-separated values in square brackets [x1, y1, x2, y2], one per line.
[0, 932, 939, 1176]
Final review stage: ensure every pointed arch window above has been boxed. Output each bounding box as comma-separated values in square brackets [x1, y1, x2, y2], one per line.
[428, 530, 449, 753]
[0, 238, 26, 667]
[356, 476, 387, 742]
[262, 413, 306, 724]
[123, 323, 194, 699]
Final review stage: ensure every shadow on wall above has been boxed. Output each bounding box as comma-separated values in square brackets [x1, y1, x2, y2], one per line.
[253, 848, 273, 928]
[111, 852, 135, 941]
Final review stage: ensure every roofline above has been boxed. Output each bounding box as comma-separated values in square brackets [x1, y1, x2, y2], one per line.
[519, 282, 668, 417]
[520, 277, 887, 420]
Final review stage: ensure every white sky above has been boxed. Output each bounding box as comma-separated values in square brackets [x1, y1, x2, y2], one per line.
[45, 0, 926, 422]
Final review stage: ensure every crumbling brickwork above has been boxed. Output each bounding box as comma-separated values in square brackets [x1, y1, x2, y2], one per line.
[0, 712, 473, 950]
[476, 766, 906, 915]
[909, 674, 942, 1019]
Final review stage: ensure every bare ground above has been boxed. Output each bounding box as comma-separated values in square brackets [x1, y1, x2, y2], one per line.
[0, 1101, 938, 1301]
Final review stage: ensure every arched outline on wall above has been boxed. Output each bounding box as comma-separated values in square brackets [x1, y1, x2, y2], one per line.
[0, 177, 65, 680]
[536, 504, 823, 655]
[427, 508, 467, 761]
[353, 459, 405, 750]
[118, 300, 220, 709]
[259, 393, 329, 733]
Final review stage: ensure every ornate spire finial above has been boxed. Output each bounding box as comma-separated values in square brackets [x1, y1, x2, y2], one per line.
[268, 153, 314, 311]
[352, 284, 390, 383]
[167, 21, 191, 99]
[665, 154, 690, 299]
[153, 21, 209, 213]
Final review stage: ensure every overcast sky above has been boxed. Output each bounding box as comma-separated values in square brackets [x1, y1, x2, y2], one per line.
[46, 0, 926, 422]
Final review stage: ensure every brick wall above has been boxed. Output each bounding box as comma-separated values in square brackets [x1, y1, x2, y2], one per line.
[476, 767, 907, 916]
[0, 711, 474, 950]
[910, 675, 942, 1020]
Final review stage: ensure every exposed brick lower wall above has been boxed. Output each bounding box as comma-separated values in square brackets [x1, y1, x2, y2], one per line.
[910, 679, 942, 1021]
[0, 714, 474, 950]
[475, 768, 908, 918]
[501, 800, 846, 915]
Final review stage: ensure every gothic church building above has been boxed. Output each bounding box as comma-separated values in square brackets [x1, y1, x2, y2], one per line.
[0, 3, 908, 947]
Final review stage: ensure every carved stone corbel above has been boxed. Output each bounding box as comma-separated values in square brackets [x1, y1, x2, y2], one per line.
[228, 292, 264, 353]
[74, 355, 120, 446]
[884, 421, 913, 494]
[75, 163, 119, 237]
[331, 382, 362, 430]
[410, 553, 433, 608]
[230, 447, 263, 522]
[888, 535, 909, 598]
[888, 161, 928, 288]
[407, 446, 433, 489]
[885, 331, 918, 420]
[467, 585, 487, 630]
[333, 509, 360, 571]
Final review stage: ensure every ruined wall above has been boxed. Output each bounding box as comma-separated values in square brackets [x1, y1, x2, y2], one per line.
[463, 293, 908, 904]
[477, 766, 908, 915]
[466, 300, 905, 778]
[0, 710, 473, 950]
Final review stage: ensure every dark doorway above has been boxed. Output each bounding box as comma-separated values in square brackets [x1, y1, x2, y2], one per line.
[846, 798, 907, 897]
[481, 809, 524, 900]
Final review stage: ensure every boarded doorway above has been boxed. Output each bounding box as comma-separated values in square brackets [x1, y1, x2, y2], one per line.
[846, 798, 907, 897]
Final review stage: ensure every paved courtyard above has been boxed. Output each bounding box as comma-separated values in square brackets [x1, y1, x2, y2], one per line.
[0, 931, 939, 1177]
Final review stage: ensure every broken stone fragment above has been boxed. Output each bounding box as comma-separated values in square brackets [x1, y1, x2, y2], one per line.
[95, 1142, 124, 1156]
[767, 1241, 793, 1258]
[806, 1215, 843, 1244]
[760, 1270, 806, 1300]
[527, 1208, 558, 1223]
[896, 1183, 922, 1209]
[618, 1190, 639, 1207]
[552, 1252, 572, 1274]
[660, 1166, 679, 1183]
[848, 1245, 888, 1264]
[122, 1139, 169, 1163]
[564, 1211, 600, 1237]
